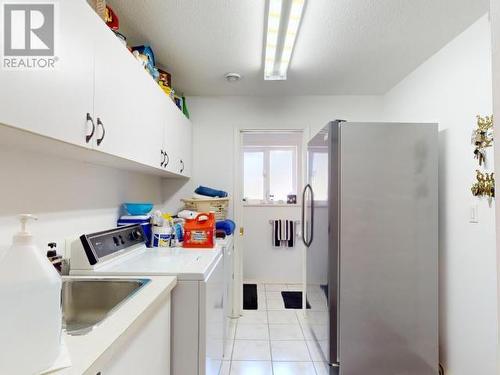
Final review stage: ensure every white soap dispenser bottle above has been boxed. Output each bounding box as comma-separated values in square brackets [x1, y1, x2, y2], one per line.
[0, 214, 62, 374]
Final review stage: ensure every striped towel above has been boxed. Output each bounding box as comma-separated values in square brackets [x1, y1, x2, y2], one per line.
[272, 220, 295, 248]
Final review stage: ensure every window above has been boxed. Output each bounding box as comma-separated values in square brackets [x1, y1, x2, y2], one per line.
[269, 149, 294, 200]
[243, 151, 264, 200]
[242, 131, 302, 204]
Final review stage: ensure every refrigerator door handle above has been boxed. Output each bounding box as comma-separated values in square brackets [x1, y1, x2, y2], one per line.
[309, 184, 314, 246]
[302, 184, 314, 247]
[301, 185, 307, 246]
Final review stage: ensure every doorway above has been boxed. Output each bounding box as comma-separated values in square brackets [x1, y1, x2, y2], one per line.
[233, 128, 308, 306]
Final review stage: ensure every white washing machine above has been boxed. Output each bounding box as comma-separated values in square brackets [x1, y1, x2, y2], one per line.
[70, 224, 229, 375]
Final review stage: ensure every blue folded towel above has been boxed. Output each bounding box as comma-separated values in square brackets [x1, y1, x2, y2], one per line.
[216, 220, 236, 235]
[195, 186, 228, 198]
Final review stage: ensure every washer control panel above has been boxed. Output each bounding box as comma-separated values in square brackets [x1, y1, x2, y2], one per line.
[79, 224, 146, 265]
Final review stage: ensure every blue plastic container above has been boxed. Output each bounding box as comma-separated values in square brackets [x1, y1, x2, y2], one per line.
[216, 220, 236, 235]
[123, 203, 153, 216]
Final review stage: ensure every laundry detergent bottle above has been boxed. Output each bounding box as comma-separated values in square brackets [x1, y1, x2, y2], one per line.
[0, 214, 62, 374]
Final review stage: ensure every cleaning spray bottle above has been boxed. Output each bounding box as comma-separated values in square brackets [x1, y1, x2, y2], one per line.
[151, 211, 174, 247]
[0, 214, 62, 374]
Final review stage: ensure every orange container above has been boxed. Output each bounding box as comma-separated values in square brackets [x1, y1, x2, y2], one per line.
[183, 213, 216, 248]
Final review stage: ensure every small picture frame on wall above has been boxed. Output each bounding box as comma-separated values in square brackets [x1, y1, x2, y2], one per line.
[287, 194, 297, 204]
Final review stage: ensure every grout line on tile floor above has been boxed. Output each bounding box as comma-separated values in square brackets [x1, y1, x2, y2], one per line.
[228, 320, 236, 374]
[265, 284, 275, 375]
[296, 308, 319, 375]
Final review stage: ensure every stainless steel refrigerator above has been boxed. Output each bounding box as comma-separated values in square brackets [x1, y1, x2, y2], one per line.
[301, 121, 438, 375]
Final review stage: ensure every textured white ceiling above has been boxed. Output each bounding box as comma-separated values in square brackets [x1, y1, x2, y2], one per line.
[107, 0, 489, 96]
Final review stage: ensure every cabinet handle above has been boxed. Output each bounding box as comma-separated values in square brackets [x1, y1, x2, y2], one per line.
[85, 113, 95, 143]
[96, 118, 105, 146]
[164, 152, 169, 168]
[160, 150, 166, 167]
[180, 159, 184, 173]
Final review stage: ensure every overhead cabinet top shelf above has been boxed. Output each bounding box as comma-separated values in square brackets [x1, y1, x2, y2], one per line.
[0, 0, 192, 178]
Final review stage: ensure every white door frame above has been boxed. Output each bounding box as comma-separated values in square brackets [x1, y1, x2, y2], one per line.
[232, 126, 310, 315]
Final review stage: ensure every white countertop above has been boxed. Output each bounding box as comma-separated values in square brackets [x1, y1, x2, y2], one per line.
[49, 275, 176, 375]
[74, 240, 229, 281]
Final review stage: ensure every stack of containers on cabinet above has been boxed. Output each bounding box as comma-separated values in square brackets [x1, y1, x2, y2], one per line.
[180, 186, 235, 249]
[180, 186, 230, 221]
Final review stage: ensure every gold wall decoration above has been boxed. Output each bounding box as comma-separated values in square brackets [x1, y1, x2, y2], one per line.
[471, 115, 493, 166]
[471, 170, 495, 198]
[471, 114, 494, 199]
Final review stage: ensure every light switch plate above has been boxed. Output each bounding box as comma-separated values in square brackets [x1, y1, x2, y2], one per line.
[470, 204, 479, 223]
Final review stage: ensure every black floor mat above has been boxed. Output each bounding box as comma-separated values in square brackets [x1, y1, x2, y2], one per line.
[243, 284, 258, 310]
[281, 291, 311, 309]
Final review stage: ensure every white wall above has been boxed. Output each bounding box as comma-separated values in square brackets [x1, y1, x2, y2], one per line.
[243, 206, 303, 283]
[161, 176, 196, 214]
[187, 95, 385, 282]
[0, 144, 163, 255]
[382, 15, 497, 375]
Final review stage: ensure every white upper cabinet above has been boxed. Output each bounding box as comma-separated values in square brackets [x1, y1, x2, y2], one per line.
[161, 101, 192, 177]
[92, 20, 164, 168]
[0, 0, 192, 178]
[177, 115, 192, 177]
[0, 0, 98, 148]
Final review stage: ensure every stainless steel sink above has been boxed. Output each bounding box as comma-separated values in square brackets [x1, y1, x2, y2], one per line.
[62, 278, 150, 336]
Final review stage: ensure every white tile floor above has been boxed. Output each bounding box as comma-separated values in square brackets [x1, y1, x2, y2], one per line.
[221, 283, 330, 375]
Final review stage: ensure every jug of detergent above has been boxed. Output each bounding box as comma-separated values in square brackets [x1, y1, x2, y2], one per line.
[183, 212, 216, 248]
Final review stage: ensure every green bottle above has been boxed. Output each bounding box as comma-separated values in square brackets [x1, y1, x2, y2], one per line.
[182, 96, 190, 119]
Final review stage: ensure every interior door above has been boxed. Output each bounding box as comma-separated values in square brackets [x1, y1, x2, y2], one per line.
[93, 21, 163, 167]
[0, 0, 97, 147]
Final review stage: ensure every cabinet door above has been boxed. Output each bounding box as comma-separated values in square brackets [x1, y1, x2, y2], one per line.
[178, 117, 192, 177]
[101, 296, 171, 375]
[162, 108, 192, 177]
[202, 257, 225, 375]
[161, 100, 186, 175]
[0, 0, 96, 147]
[93, 22, 163, 167]
[160, 99, 178, 174]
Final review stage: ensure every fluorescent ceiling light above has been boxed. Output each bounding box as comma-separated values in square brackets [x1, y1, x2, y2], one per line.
[264, 0, 306, 81]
